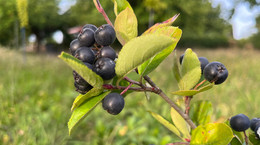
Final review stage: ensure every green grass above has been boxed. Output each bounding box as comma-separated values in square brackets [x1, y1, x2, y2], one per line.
[0, 47, 260, 145]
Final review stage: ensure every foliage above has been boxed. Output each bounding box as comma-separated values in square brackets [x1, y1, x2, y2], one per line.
[58, 1, 260, 144]
[16, 0, 28, 27]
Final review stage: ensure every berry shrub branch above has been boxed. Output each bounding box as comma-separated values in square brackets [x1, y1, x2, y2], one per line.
[143, 75, 197, 129]
[93, 0, 197, 130]
[93, 0, 113, 26]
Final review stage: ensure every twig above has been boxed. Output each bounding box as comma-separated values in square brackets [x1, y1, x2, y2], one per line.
[185, 96, 192, 115]
[93, 0, 113, 26]
[143, 75, 197, 129]
[103, 84, 159, 93]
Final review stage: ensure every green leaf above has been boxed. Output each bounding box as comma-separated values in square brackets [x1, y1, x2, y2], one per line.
[148, 111, 183, 140]
[189, 101, 213, 126]
[249, 133, 260, 145]
[138, 26, 182, 76]
[225, 120, 245, 144]
[58, 52, 103, 88]
[114, 7, 138, 45]
[114, 0, 133, 16]
[172, 83, 214, 96]
[143, 14, 179, 34]
[71, 87, 103, 111]
[171, 107, 191, 139]
[190, 123, 233, 145]
[180, 48, 201, 90]
[68, 91, 110, 135]
[230, 136, 243, 145]
[115, 34, 174, 82]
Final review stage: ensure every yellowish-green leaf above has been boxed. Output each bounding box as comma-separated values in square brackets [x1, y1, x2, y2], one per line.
[143, 14, 179, 34]
[58, 52, 103, 88]
[180, 48, 201, 90]
[172, 83, 214, 96]
[190, 123, 233, 145]
[114, 0, 133, 16]
[171, 107, 191, 139]
[114, 7, 137, 45]
[138, 26, 182, 76]
[71, 87, 103, 111]
[148, 111, 183, 140]
[115, 34, 174, 82]
[68, 91, 110, 135]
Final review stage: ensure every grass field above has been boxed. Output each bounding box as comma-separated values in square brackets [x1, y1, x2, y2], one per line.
[0, 47, 260, 145]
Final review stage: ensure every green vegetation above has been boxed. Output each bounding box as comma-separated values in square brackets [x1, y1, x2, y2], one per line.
[0, 47, 260, 144]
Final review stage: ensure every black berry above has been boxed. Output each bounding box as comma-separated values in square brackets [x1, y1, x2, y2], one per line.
[78, 28, 95, 47]
[199, 57, 209, 73]
[255, 124, 260, 139]
[99, 46, 116, 60]
[82, 24, 97, 32]
[102, 93, 125, 115]
[93, 58, 116, 80]
[74, 81, 92, 94]
[70, 39, 82, 56]
[230, 114, 250, 132]
[250, 118, 260, 131]
[75, 47, 95, 64]
[94, 24, 116, 46]
[203, 61, 228, 84]
[179, 54, 184, 64]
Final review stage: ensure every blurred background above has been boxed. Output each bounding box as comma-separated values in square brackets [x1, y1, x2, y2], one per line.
[0, 0, 260, 144]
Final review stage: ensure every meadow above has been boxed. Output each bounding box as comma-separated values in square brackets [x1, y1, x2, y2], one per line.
[0, 47, 260, 145]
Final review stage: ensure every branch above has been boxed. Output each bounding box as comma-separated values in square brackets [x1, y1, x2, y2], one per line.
[93, 0, 113, 26]
[143, 75, 197, 129]
[103, 84, 159, 93]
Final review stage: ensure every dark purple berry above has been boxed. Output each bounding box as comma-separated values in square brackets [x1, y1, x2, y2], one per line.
[82, 24, 97, 32]
[255, 124, 260, 139]
[70, 39, 82, 56]
[179, 54, 184, 64]
[75, 47, 95, 64]
[93, 58, 115, 80]
[250, 118, 260, 131]
[99, 46, 116, 60]
[74, 81, 92, 94]
[102, 93, 125, 115]
[78, 28, 95, 47]
[230, 114, 250, 132]
[94, 24, 116, 46]
[203, 61, 228, 84]
[199, 57, 209, 73]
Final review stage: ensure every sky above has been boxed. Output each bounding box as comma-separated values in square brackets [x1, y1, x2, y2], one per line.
[211, 0, 260, 40]
[52, 0, 260, 42]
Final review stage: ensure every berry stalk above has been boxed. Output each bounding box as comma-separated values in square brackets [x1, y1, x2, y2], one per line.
[243, 131, 249, 145]
[93, 0, 113, 27]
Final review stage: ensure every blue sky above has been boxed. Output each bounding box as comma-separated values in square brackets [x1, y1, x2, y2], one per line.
[56, 0, 260, 40]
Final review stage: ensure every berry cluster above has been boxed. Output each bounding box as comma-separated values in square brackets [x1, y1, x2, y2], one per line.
[69, 24, 117, 94]
[230, 114, 260, 139]
[180, 54, 228, 85]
